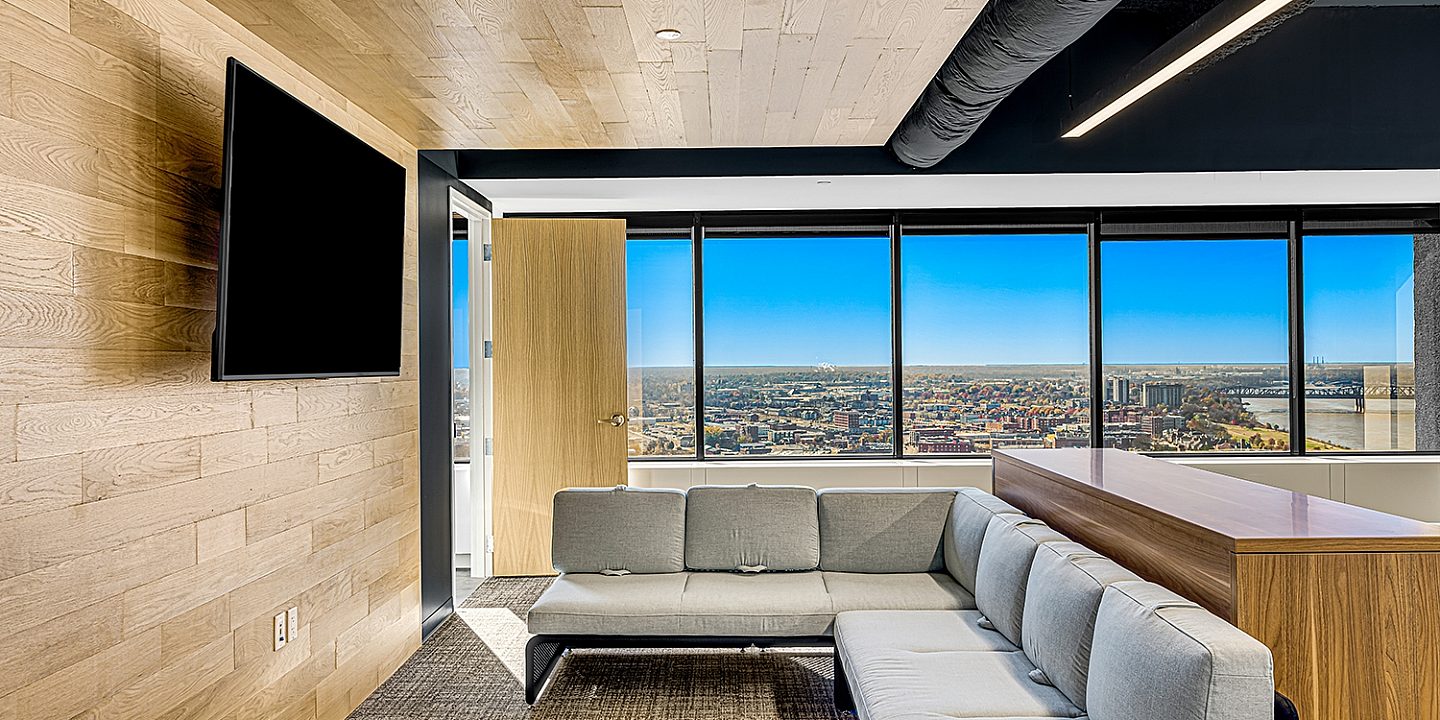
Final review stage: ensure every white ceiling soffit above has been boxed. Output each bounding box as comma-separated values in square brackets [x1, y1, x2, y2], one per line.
[467, 169, 1440, 215]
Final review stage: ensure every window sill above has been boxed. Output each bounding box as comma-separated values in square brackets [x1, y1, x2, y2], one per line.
[628, 457, 978, 469]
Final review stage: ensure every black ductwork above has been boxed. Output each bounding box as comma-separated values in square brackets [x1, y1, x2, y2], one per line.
[888, 0, 1122, 168]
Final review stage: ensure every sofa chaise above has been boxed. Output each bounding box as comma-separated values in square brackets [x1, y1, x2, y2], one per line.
[524, 484, 1291, 720]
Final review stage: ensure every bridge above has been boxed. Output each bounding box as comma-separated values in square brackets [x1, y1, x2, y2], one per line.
[1218, 384, 1415, 411]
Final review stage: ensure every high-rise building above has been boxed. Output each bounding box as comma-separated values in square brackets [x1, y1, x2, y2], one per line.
[1141, 382, 1184, 408]
[832, 411, 863, 431]
[1107, 377, 1131, 404]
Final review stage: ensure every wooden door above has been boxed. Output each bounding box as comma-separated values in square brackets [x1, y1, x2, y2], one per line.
[491, 218, 629, 576]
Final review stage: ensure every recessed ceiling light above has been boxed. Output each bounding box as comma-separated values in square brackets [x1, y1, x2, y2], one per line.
[655, 28, 682, 41]
[1062, 0, 1297, 138]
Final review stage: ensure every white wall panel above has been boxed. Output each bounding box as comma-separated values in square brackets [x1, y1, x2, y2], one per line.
[629, 456, 1440, 522]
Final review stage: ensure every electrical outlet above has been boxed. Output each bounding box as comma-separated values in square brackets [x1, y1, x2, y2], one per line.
[286, 606, 298, 639]
[273, 611, 288, 651]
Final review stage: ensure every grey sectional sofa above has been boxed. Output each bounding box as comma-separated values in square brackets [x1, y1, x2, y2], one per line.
[525, 484, 1285, 720]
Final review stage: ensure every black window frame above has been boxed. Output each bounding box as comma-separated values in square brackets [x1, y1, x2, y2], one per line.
[523, 205, 1440, 462]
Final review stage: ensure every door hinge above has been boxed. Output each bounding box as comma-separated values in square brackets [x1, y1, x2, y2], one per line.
[485, 535, 494, 553]
[482, 340, 493, 358]
[483, 437, 493, 456]
[482, 243, 492, 261]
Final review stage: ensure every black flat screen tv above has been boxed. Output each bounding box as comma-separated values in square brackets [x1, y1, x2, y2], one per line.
[213, 58, 406, 380]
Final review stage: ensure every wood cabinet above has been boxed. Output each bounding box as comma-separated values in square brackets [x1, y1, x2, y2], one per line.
[993, 449, 1440, 720]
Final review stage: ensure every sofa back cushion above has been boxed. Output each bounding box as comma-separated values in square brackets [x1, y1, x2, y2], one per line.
[974, 514, 1068, 646]
[944, 488, 1025, 594]
[1021, 541, 1142, 711]
[1088, 581, 1273, 720]
[817, 488, 955, 573]
[685, 485, 819, 571]
[551, 487, 686, 574]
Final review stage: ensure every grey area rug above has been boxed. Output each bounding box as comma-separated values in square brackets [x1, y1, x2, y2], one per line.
[347, 577, 847, 719]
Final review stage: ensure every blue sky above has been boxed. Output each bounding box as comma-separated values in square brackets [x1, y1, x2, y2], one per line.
[702, 236, 892, 366]
[1304, 234, 1414, 363]
[458, 233, 1415, 370]
[904, 234, 1088, 365]
[627, 238, 695, 368]
[1101, 239, 1290, 364]
[453, 239, 469, 368]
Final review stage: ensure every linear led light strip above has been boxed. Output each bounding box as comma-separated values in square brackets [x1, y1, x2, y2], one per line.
[1063, 0, 1299, 138]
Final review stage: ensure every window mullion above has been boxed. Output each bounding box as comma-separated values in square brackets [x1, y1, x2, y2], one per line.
[891, 213, 904, 459]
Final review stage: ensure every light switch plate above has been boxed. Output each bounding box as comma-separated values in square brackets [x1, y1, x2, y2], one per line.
[273, 612, 287, 651]
[286, 607, 298, 639]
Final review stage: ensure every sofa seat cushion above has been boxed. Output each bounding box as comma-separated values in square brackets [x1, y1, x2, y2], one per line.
[824, 572, 975, 613]
[685, 485, 820, 571]
[945, 488, 1025, 595]
[677, 571, 834, 636]
[1088, 581, 1273, 720]
[550, 487, 687, 574]
[975, 515, 1069, 646]
[818, 489, 956, 572]
[835, 610, 1017, 654]
[840, 647, 1085, 720]
[527, 573, 688, 635]
[1021, 542, 1141, 711]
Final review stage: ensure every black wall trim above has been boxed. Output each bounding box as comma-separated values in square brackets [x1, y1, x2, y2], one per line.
[417, 154, 490, 639]
[458, 146, 911, 179]
[421, 598, 454, 638]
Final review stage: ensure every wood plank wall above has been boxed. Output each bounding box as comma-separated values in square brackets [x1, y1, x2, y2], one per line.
[0, 0, 424, 717]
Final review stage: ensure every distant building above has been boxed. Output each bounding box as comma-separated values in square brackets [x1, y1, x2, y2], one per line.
[1141, 414, 1185, 437]
[832, 411, 863, 431]
[917, 438, 974, 454]
[1107, 377, 1131, 404]
[1052, 432, 1090, 449]
[1141, 382, 1184, 408]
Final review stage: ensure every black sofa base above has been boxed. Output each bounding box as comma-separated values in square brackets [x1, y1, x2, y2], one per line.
[523, 634, 1298, 719]
[524, 634, 837, 705]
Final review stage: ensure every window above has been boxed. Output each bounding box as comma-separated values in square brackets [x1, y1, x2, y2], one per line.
[702, 234, 892, 456]
[901, 233, 1090, 454]
[626, 236, 696, 457]
[1101, 239, 1290, 452]
[452, 214, 471, 462]
[1303, 234, 1421, 451]
[613, 210, 1437, 461]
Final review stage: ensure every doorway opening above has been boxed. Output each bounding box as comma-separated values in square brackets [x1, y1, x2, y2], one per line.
[450, 190, 492, 604]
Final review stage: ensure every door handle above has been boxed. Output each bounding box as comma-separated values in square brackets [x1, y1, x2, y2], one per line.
[598, 413, 627, 427]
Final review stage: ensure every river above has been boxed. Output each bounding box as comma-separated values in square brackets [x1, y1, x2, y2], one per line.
[1243, 397, 1416, 451]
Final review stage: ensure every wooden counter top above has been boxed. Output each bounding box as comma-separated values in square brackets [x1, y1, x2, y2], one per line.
[996, 448, 1440, 553]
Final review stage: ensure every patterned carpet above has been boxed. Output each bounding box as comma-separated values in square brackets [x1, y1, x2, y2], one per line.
[347, 577, 847, 719]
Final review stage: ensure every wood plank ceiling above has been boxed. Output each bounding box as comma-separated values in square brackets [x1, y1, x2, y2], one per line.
[202, 0, 988, 149]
